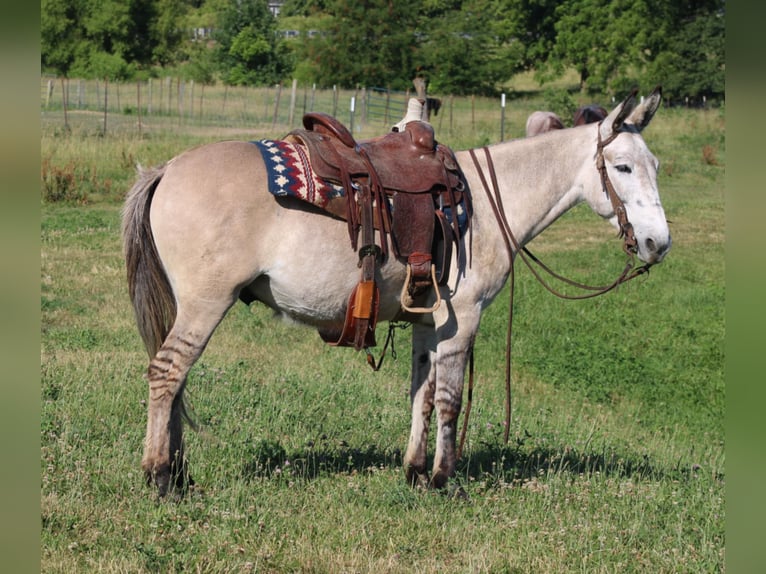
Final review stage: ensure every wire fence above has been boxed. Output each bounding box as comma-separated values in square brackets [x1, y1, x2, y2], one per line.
[40, 76, 519, 142]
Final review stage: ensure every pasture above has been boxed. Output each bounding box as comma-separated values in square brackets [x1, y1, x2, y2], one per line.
[41, 84, 724, 572]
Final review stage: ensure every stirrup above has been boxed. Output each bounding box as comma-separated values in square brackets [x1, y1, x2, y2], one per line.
[400, 264, 441, 314]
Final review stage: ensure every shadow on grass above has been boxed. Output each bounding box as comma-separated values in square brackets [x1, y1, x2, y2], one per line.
[238, 435, 715, 485]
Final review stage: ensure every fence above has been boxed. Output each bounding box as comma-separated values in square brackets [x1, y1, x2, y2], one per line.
[40, 76, 519, 141]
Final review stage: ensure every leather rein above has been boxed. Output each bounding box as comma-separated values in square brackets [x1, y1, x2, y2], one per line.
[458, 127, 652, 456]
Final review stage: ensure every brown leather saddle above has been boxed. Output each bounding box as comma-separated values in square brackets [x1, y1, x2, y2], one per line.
[285, 112, 470, 350]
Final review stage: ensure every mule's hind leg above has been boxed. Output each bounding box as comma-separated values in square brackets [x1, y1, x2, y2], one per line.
[142, 299, 234, 497]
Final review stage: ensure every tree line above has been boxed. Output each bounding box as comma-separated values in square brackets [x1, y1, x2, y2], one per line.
[41, 0, 724, 104]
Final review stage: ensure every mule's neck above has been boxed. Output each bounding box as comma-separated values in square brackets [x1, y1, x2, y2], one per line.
[460, 127, 597, 249]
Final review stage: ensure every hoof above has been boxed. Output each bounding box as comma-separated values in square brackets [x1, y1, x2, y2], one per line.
[405, 465, 430, 489]
[430, 470, 451, 490]
[143, 463, 193, 499]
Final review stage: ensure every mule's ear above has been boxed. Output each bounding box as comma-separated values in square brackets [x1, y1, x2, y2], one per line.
[599, 88, 639, 141]
[627, 85, 663, 132]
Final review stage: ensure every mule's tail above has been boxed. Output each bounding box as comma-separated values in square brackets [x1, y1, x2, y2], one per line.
[122, 163, 176, 358]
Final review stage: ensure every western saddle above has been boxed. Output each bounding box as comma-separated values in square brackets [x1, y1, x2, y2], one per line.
[285, 99, 470, 351]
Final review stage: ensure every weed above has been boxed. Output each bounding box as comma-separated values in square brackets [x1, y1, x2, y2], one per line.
[40, 158, 88, 204]
[702, 144, 719, 165]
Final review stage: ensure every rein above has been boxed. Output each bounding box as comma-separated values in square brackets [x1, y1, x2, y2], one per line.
[458, 130, 652, 455]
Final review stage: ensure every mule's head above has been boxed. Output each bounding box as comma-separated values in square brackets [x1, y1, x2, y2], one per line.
[588, 87, 671, 265]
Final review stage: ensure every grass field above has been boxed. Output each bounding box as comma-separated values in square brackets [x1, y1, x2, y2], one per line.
[40, 82, 724, 572]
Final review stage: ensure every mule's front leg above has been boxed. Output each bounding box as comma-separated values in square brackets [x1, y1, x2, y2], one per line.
[431, 327, 476, 490]
[404, 325, 436, 488]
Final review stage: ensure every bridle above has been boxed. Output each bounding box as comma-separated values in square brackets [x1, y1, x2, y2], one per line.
[459, 125, 653, 455]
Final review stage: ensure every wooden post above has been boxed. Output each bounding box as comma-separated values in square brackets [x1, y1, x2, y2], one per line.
[272, 83, 282, 129]
[177, 77, 183, 118]
[500, 92, 506, 141]
[310, 83, 316, 112]
[332, 85, 338, 117]
[137, 80, 142, 137]
[60, 77, 70, 132]
[360, 87, 366, 126]
[102, 78, 108, 135]
[189, 80, 194, 117]
[384, 87, 390, 126]
[166, 77, 172, 115]
[288, 78, 298, 126]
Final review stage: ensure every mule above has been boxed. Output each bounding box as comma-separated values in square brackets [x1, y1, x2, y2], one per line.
[525, 110, 565, 136]
[122, 87, 670, 498]
[574, 104, 608, 126]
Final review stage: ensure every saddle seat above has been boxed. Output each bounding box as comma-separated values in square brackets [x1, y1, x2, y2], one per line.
[286, 112, 470, 350]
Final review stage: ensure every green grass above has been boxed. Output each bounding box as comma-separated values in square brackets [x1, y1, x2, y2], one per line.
[40, 88, 724, 572]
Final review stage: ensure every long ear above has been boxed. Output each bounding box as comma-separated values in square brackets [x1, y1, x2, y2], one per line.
[627, 85, 663, 132]
[599, 88, 638, 142]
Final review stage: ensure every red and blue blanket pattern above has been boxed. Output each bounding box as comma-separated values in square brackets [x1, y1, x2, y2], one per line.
[250, 139, 344, 208]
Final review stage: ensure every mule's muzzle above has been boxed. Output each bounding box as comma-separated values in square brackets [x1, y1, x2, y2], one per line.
[641, 234, 672, 264]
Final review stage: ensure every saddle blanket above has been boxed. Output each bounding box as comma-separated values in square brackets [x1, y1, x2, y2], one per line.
[250, 139, 344, 208]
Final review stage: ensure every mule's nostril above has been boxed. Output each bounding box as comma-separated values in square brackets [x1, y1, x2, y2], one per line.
[645, 237, 656, 253]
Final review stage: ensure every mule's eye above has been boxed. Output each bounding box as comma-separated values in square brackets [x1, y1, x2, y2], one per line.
[615, 164, 632, 174]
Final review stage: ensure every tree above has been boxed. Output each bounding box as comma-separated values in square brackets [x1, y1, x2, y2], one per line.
[538, 0, 652, 93]
[418, 0, 520, 96]
[41, 0, 86, 76]
[213, 0, 292, 85]
[295, 0, 420, 89]
[533, 0, 724, 100]
[644, 2, 724, 104]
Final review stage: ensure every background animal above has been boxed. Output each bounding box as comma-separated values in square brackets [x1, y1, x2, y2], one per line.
[525, 110, 565, 136]
[573, 104, 608, 126]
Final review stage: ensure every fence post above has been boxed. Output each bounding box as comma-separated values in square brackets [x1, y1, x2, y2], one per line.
[46, 80, 53, 108]
[189, 80, 194, 117]
[288, 78, 298, 127]
[137, 80, 142, 137]
[500, 92, 506, 141]
[384, 87, 390, 126]
[102, 78, 108, 135]
[60, 77, 70, 132]
[166, 77, 172, 115]
[272, 83, 282, 129]
[449, 95, 453, 135]
[360, 87, 366, 126]
[332, 85, 338, 117]
[177, 78, 184, 118]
